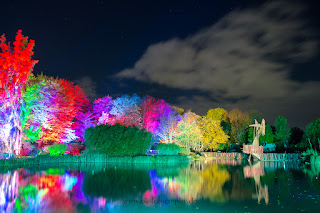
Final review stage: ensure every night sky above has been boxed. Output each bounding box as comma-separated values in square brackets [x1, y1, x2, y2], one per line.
[1, 0, 320, 128]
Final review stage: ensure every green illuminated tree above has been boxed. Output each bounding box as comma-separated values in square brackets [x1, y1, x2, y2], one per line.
[248, 109, 263, 124]
[303, 118, 320, 151]
[248, 123, 274, 145]
[274, 116, 291, 150]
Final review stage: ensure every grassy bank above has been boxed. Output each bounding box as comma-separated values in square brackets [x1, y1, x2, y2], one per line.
[0, 154, 190, 170]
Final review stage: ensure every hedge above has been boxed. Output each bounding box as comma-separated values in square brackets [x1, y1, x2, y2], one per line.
[84, 124, 152, 156]
[156, 143, 180, 155]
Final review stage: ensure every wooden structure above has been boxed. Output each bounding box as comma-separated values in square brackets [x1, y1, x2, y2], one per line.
[201, 152, 300, 162]
[201, 152, 243, 159]
[243, 145, 264, 161]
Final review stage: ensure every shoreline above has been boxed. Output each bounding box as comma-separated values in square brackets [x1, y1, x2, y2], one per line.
[0, 154, 190, 171]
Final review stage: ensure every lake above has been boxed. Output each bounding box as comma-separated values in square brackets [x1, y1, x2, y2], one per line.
[0, 159, 319, 212]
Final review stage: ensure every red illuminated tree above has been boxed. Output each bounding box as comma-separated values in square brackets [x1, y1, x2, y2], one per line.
[0, 30, 37, 157]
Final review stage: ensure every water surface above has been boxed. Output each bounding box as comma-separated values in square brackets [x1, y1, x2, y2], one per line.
[0, 159, 319, 212]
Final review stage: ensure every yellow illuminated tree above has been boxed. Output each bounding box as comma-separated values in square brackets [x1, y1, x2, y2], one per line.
[205, 108, 228, 121]
[171, 105, 185, 115]
[200, 117, 229, 151]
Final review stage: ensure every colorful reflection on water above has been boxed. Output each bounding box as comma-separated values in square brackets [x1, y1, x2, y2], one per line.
[0, 160, 319, 212]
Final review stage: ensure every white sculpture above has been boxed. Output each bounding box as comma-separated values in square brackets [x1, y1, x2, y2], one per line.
[250, 119, 266, 146]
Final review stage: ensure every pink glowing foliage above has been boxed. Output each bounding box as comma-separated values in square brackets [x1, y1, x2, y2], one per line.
[141, 96, 170, 135]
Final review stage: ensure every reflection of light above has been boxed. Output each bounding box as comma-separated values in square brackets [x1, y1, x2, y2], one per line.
[0, 169, 127, 212]
[0, 171, 19, 212]
[62, 174, 77, 191]
[244, 162, 269, 205]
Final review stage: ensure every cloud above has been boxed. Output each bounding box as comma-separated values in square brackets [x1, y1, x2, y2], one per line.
[74, 76, 97, 101]
[116, 1, 320, 127]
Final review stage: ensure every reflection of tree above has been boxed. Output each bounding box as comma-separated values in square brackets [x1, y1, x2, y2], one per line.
[0, 169, 126, 212]
[0, 171, 19, 212]
[304, 165, 320, 191]
[83, 168, 151, 199]
[275, 169, 292, 197]
[175, 168, 204, 202]
[229, 171, 254, 201]
[200, 164, 230, 203]
[147, 164, 230, 203]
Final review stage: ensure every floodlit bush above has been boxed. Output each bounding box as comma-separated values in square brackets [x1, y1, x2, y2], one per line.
[179, 147, 191, 155]
[301, 138, 320, 164]
[84, 124, 152, 156]
[156, 143, 180, 155]
[47, 143, 68, 156]
[66, 143, 85, 155]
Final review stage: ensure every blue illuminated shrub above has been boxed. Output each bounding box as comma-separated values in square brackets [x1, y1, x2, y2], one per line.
[156, 143, 180, 155]
[84, 124, 152, 156]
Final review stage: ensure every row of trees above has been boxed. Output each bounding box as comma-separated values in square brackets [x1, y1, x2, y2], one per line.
[0, 31, 319, 157]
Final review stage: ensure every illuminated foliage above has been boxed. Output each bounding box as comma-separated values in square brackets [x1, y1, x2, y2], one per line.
[200, 117, 229, 151]
[1, 30, 316, 157]
[248, 109, 263, 124]
[156, 105, 181, 143]
[248, 123, 274, 145]
[47, 143, 68, 156]
[141, 96, 167, 134]
[176, 110, 203, 151]
[0, 30, 37, 102]
[84, 124, 152, 156]
[304, 118, 320, 151]
[21, 74, 89, 144]
[72, 111, 94, 141]
[92, 95, 113, 122]
[228, 108, 250, 145]
[110, 94, 142, 127]
[274, 116, 291, 149]
[205, 108, 228, 121]
[156, 143, 180, 155]
[0, 30, 37, 157]
[171, 105, 185, 115]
